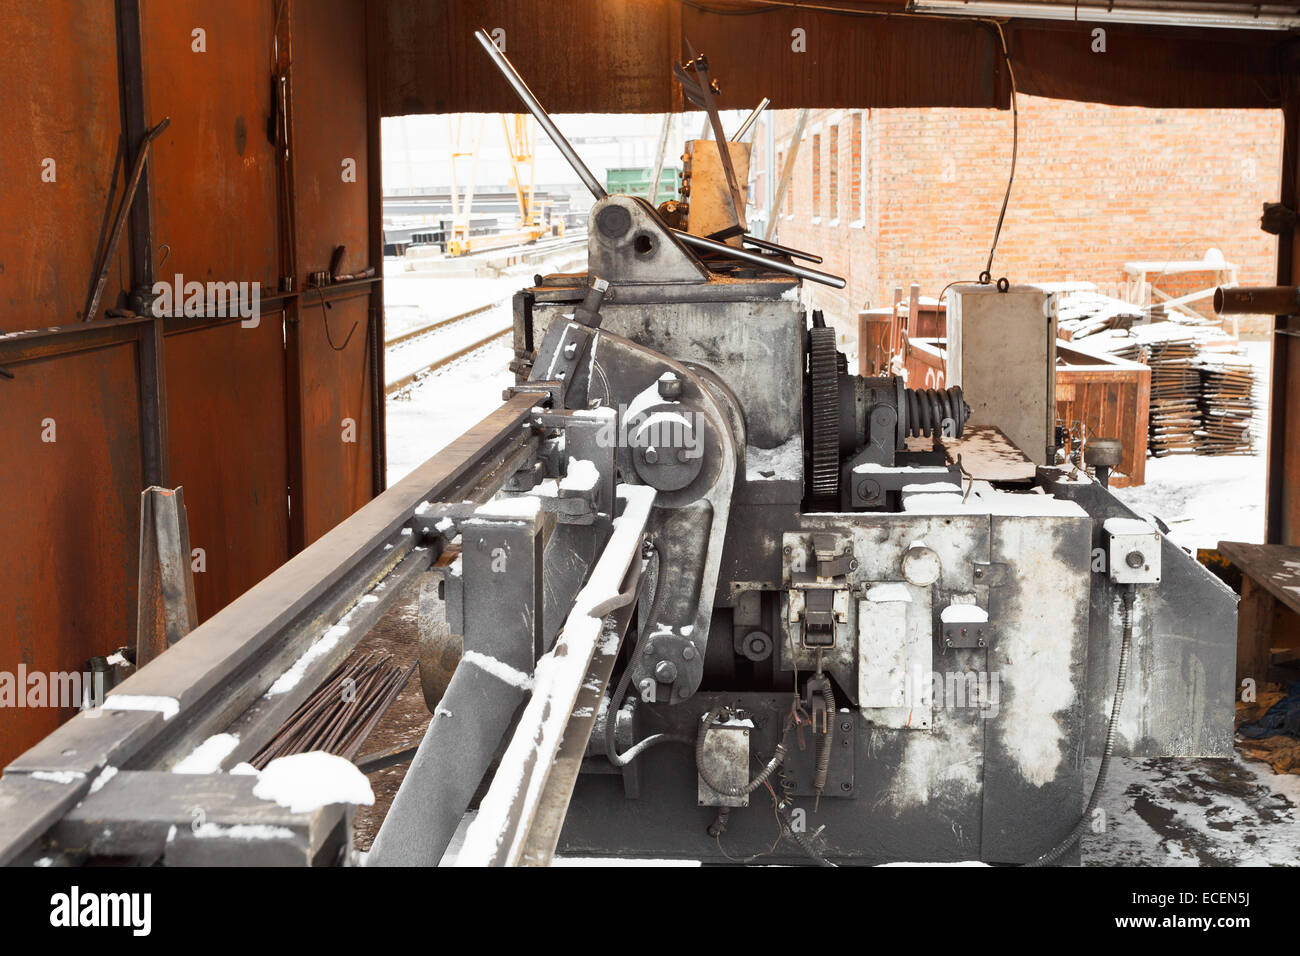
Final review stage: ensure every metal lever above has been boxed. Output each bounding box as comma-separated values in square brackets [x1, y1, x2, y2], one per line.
[474, 30, 846, 290]
[474, 29, 607, 201]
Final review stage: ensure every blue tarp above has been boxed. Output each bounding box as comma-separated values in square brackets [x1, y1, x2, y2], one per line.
[1239, 683, 1300, 740]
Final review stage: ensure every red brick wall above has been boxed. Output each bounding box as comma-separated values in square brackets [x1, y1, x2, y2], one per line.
[765, 98, 1282, 338]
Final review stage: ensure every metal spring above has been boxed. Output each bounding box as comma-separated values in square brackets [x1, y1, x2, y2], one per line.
[904, 385, 968, 439]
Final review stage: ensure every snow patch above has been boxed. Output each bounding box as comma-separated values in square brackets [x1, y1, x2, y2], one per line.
[173, 733, 240, 774]
[461, 650, 534, 690]
[252, 752, 374, 813]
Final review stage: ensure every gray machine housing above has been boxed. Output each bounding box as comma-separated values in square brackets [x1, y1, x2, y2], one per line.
[509, 195, 1236, 865]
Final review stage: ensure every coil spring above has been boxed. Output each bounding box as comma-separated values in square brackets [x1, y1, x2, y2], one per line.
[903, 385, 969, 439]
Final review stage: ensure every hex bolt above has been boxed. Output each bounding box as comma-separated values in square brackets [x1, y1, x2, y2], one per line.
[658, 372, 683, 400]
[654, 660, 678, 683]
[563, 341, 578, 359]
[1126, 550, 1145, 569]
[645, 446, 659, 464]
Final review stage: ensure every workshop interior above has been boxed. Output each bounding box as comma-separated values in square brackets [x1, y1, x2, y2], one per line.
[1, 0, 1299, 873]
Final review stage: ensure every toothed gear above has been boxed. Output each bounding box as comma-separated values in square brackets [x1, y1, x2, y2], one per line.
[808, 326, 842, 499]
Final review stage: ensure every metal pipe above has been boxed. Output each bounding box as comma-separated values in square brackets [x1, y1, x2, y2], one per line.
[674, 229, 846, 288]
[1214, 285, 1300, 315]
[474, 29, 607, 201]
[733, 98, 770, 142]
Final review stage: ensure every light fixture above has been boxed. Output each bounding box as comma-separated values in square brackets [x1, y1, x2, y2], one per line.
[908, 0, 1300, 30]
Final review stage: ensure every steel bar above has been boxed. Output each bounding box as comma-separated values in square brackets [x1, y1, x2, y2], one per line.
[474, 29, 607, 201]
[742, 234, 824, 264]
[733, 97, 770, 142]
[456, 484, 656, 866]
[674, 229, 846, 288]
[648, 112, 673, 205]
[83, 117, 170, 324]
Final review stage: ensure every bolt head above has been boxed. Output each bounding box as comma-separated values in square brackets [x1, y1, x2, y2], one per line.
[1126, 550, 1145, 569]
[682, 645, 696, 661]
[563, 341, 578, 359]
[657, 373, 683, 400]
[654, 660, 678, 683]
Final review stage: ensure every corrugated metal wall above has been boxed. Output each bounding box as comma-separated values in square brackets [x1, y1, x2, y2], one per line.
[0, 0, 382, 765]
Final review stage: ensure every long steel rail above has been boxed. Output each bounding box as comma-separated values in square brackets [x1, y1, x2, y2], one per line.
[0, 392, 547, 865]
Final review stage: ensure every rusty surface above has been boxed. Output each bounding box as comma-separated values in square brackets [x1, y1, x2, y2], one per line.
[141, 0, 280, 290]
[0, 2, 125, 329]
[0, 341, 143, 767]
[1009, 21, 1284, 109]
[377, 1, 1285, 116]
[292, 293, 375, 546]
[291, 0, 377, 544]
[162, 316, 291, 620]
[379, 0, 681, 116]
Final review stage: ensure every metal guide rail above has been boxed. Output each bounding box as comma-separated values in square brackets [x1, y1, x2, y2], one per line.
[0, 393, 548, 866]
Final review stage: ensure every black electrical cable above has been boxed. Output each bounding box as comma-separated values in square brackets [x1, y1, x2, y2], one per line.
[695, 706, 789, 797]
[1026, 584, 1136, 867]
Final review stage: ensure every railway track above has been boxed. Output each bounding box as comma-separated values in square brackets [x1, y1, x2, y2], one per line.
[384, 301, 512, 396]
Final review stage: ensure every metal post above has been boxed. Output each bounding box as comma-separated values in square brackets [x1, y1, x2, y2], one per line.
[764, 109, 809, 242]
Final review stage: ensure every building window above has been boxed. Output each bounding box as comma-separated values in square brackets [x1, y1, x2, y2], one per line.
[829, 124, 839, 221]
[812, 132, 822, 219]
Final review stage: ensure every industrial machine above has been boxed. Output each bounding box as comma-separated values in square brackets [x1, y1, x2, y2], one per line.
[0, 32, 1236, 868]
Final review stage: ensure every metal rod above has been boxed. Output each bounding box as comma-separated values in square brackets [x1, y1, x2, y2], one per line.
[733, 97, 770, 142]
[674, 229, 846, 288]
[84, 117, 170, 323]
[742, 234, 823, 264]
[474, 29, 607, 201]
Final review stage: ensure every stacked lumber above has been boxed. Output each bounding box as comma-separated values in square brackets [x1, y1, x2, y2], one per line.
[1198, 351, 1258, 455]
[1095, 324, 1201, 456]
[1055, 290, 1144, 341]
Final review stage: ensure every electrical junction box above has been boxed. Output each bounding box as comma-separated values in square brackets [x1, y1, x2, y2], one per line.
[1104, 517, 1162, 584]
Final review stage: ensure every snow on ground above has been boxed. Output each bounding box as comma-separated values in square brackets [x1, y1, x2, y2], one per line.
[1113, 338, 1270, 551]
[384, 273, 523, 342]
[384, 300, 513, 386]
[1082, 756, 1300, 866]
[385, 338, 515, 486]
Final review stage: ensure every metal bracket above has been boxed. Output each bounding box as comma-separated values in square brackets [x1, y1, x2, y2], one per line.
[942, 620, 997, 649]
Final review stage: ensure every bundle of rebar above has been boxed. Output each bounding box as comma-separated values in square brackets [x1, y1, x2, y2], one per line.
[251, 651, 415, 769]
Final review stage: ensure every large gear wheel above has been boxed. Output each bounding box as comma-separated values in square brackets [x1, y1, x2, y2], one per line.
[808, 324, 842, 500]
